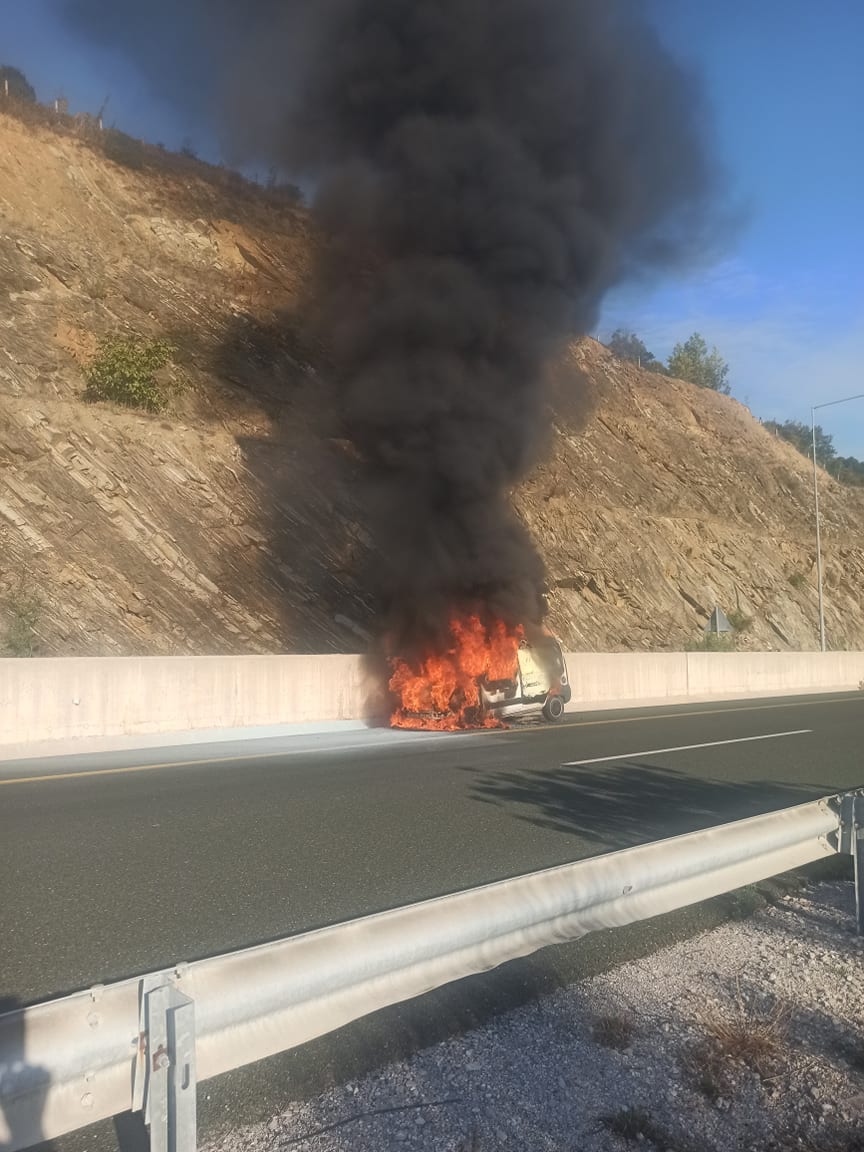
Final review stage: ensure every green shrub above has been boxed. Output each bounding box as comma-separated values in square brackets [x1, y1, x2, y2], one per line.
[727, 608, 753, 633]
[788, 570, 807, 590]
[686, 632, 735, 652]
[84, 335, 175, 411]
[84, 278, 108, 301]
[3, 587, 42, 656]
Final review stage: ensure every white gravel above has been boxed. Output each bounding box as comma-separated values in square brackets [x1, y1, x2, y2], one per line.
[204, 881, 864, 1152]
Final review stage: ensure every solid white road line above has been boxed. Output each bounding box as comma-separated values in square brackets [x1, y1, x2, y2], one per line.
[561, 729, 812, 767]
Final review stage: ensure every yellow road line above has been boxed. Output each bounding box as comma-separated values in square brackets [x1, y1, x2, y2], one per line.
[0, 748, 314, 787]
[0, 694, 859, 788]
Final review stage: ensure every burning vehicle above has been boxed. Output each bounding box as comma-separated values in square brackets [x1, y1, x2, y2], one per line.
[389, 616, 570, 730]
[480, 634, 571, 724]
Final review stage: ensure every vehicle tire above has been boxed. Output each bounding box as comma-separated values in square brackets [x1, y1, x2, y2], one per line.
[542, 694, 565, 723]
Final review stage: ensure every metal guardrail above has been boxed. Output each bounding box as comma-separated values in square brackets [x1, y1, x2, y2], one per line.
[1, 791, 861, 1152]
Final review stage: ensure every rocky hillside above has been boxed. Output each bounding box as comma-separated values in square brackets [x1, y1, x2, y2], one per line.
[2, 108, 863, 655]
[535, 345, 864, 650]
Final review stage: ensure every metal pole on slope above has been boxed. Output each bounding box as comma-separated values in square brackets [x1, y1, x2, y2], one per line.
[810, 392, 864, 653]
[812, 407, 827, 653]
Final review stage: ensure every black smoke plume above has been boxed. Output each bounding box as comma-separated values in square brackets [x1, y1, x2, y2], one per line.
[65, 0, 724, 650]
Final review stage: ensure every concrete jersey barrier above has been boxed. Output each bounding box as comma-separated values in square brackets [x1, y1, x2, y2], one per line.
[1, 651, 863, 758]
[686, 651, 864, 697]
[0, 654, 384, 751]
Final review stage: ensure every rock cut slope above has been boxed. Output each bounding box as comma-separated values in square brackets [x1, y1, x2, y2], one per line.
[1, 109, 863, 655]
[528, 344, 864, 651]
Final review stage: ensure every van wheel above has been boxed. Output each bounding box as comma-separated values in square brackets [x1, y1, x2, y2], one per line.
[542, 695, 565, 723]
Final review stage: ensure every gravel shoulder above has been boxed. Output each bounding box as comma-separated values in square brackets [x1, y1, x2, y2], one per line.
[203, 881, 863, 1152]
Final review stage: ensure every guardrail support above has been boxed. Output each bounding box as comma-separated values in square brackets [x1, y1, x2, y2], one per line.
[837, 791, 864, 936]
[133, 976, 197, 1152]
[854, 797, 864, 937]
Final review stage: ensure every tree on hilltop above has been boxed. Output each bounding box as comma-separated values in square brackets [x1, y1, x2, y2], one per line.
[834, 456, 864, 486]
[0, 65, 36, 103]
[764, 418, 836, 469]
[667, 332, 730, 394]
[763, 417, 864, 486]
[607, 329, 667, 373]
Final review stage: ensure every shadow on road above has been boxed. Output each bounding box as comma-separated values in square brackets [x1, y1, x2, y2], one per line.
[466, 760, 828, 847]
[0, 996, 55, 1152]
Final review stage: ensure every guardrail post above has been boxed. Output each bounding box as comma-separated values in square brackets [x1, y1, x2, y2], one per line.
[133, 976, 197, 1152]
[837, 791, 864, 936]
[854, 795, 864, 937]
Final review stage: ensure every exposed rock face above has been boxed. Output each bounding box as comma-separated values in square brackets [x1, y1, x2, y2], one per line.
[531, 345, 864, 651]
[2, 110, 862, 655]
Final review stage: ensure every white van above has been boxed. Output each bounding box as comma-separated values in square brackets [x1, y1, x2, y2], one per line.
[480, 634, 571, 723]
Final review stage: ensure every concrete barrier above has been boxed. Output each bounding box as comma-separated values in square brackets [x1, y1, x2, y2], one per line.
[685, 651, 864, 698]
[1, 651, 862, 759]
[563, 652, 689, 705]
[0, 654, 384, 752]
[559, 651, 864, 715]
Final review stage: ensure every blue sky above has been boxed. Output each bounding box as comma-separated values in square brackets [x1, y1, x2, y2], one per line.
[2, 0, 863, 452]
[0, 0, 222, 157]
[606, 0, 864, 453]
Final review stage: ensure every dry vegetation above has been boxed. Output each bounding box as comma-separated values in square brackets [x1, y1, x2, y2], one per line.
[0, 93, 302, 210]
[591, 1014, 637, 1052]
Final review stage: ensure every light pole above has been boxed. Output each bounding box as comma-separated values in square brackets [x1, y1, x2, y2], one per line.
[811, 392, 864, 652]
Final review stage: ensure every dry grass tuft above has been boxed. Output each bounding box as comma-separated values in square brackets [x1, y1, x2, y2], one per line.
[703, 1001, 789, 1077]
[697, 978, 789, 1080]
[601, 1107, 680, 1149]
[591, 1012, 636, 1051]
[797, 1123, 864, 1152]
[680, 1038, 734, 1102]
[682, 978, 790, 1101]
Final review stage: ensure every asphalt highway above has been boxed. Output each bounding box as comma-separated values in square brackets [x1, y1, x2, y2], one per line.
[1, 692, 863, 1008]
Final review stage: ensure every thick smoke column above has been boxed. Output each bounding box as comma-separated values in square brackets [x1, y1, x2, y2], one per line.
[67, 0, 722, 650]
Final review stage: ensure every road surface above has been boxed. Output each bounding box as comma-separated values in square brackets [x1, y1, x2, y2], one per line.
[1, 692, 862, 1007]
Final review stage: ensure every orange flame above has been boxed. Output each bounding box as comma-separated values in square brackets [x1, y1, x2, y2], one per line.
[389, 615, 523, 730]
